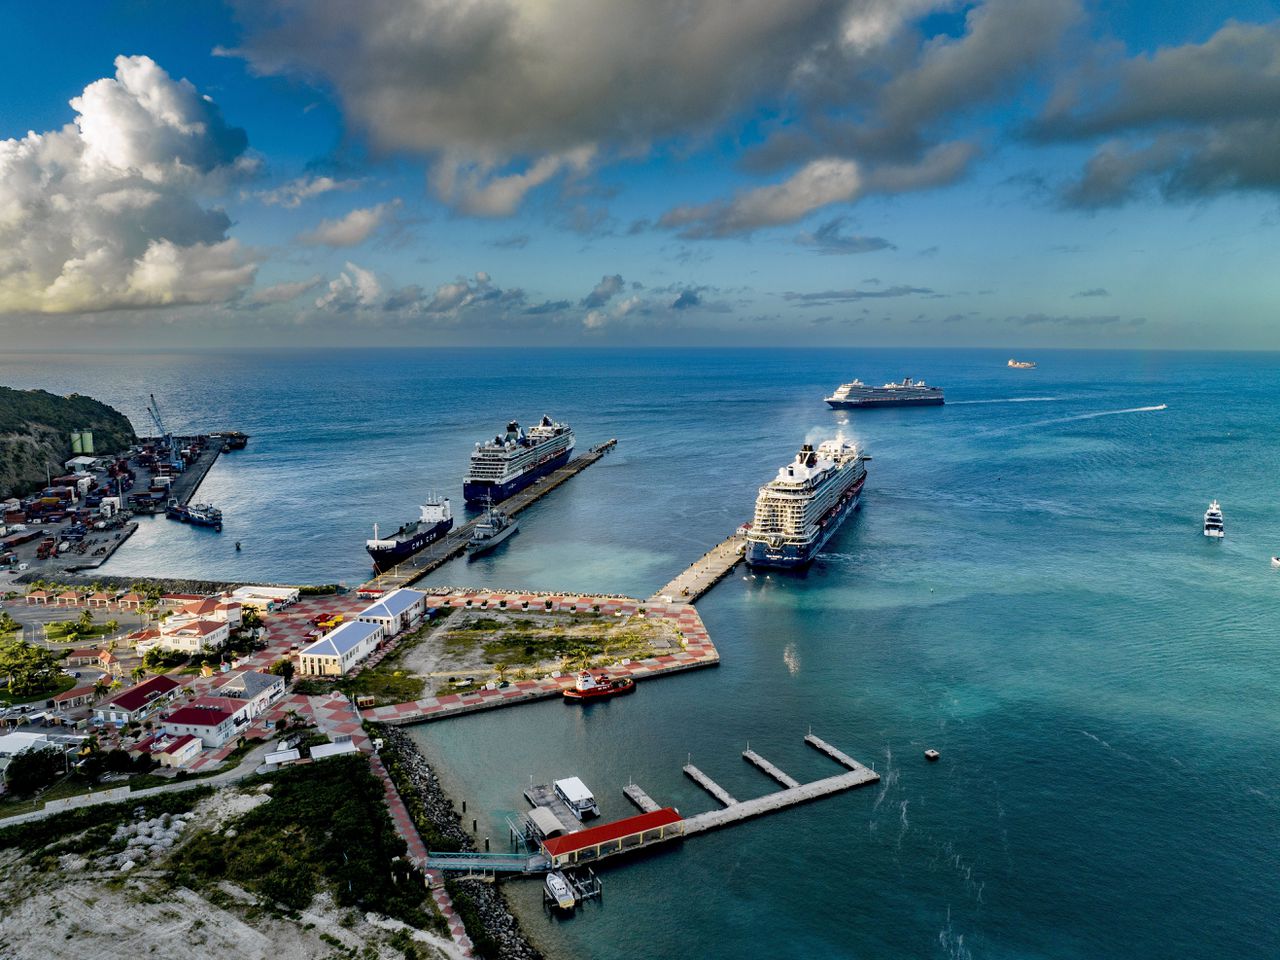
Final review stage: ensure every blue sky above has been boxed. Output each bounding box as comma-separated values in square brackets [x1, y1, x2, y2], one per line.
[2, 0, 1279, 349]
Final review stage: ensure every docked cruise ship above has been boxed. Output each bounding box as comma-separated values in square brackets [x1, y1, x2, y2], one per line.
[365, 497, 453, 571]
[462, 416, 575, 504]
[825, 377, 944, 409]
[744, 437, 869, 569]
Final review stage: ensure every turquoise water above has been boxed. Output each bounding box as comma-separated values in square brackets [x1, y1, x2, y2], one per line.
[4, 348, 1277, 958]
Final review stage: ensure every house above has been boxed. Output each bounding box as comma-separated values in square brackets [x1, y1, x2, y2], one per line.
[51, 684, 97, 712]
[162, 704, 239, 747]
[357, 588, 426, 638]
[154, 618, 229, 654]
[133, 733, 202, 768]
[211, 671, 284, 718]
[66, 648, 102, 667]
[178, 597, 244, 629]
[97, 649, 121, 676]
[298, 620, 384, 676]
[94, 674, 182, 725]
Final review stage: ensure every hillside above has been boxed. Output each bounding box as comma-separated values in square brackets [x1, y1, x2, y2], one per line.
[0, 386, 137, 499]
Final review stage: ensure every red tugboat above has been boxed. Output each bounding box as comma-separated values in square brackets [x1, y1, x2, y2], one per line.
[563, 670, 636, 702]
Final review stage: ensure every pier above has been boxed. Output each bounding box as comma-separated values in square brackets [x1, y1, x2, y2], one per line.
[622, 783, 660, 814]
[683, 764, 738, 807]
[742, 749, 800, 789]
[651, 532, 746, 602]
[363, 440, 618, 593]
[168, 437, 224, 505]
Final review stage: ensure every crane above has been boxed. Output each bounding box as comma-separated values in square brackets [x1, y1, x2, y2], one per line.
[147, 393, 167, 438]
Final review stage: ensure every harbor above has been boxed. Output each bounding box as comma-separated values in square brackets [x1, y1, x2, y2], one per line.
[651, 531, 746, 602]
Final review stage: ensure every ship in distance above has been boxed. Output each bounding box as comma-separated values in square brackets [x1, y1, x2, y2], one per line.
[366, 496, 453, 571]
[1008, 358, 1037, 369]
[824, 377, 944, 408]
[463, 416, 574, 504]
[745, 437, 869, 569]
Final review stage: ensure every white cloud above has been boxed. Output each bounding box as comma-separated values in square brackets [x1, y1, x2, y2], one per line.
[315, 262, 382, 310]
[0, 54, 256, 314]
[299, 200, 400, 246]
[430, 149, 595, 216]
[256, 175, 361, 207]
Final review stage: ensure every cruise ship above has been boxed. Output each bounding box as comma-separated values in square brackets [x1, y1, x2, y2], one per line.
[824, 377, 944, 409]
[745, 437, 869, 569]
[462, 416, 575, 504]
[365, 497, 453, 571]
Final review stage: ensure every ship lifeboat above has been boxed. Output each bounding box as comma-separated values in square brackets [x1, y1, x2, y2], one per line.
[563, 670, 636, 702]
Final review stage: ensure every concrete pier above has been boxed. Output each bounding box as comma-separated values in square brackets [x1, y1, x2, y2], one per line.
[365, 440, 618, 593]
[523, 783, 585, 834]
[683, 766, 879, 836]
[805, 734, 874, 774]
[742, 749, 800, 789]
[651, 532, 746, 603]
[169, 441, 223, 505]
[683, 764, 738, 807]
[623, 783, 661, 814]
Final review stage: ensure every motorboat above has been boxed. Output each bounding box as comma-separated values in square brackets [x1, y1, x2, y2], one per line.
[1204, 500, 1224, 538]
[562, 670, 636, 702]
[544, 871, 576, 911]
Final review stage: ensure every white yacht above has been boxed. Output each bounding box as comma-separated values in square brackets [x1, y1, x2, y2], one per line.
[553, 776, 600, 820]
[544, 871, 576, 911]
[1203, 500, 1224, 538]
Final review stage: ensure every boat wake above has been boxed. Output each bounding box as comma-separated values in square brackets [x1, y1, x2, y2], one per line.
[1040, 403, 1167, 426]
[948, 396, 1059, 405]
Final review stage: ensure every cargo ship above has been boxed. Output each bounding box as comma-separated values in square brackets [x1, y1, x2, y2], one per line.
[462, 416, 574, 504]
[365, 497, 453, 571]
[745, 437, 868, 569]
[825, 377, 943, 408]
[1007, 359, 1037, 369]
[166, 499, 223, 532]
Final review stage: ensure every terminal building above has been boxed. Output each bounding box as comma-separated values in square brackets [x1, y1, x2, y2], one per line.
[298, 620, 385, 676]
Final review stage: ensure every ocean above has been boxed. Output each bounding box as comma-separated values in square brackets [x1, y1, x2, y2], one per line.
[3, 347, 1276, 959]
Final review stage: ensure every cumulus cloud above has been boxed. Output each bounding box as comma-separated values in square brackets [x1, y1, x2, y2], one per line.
[671, 289, 702, 310]
[0, 54, 256, 314]
[315, 262, 382, 311]
[299, 200, 401, 247]
[256, 175, 361, 207]
[581, 274, 624, 309]
[1033, 20, 1280, 205]
[796, 216, 894, 255]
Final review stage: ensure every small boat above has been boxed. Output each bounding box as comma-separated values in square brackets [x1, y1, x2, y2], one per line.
[924, 749, 940, 762]
[562, 670, 636, 703]
[545, 871, 576, 911]
[1270, 557, 1280, 569]
[1007, 358, 1036, 369]
[467, 500, 519, 557]
[553, 776, 601, 820]
[1204, 500, 1224, 538]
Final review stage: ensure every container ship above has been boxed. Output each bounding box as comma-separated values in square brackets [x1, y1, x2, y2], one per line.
[825, 377, 944, 408]
[462, 416, 574, 504]
[744, 438, 868, 569]
[365, 497, 453, 571]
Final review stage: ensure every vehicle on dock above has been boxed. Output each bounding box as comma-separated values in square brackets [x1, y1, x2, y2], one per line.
[165, 499, 223, 532]
[544, 871, 577, 911]
[365, 496, 453, 571]
[467, 500, 518, 557]
[553, 776, 601, 820]
[563, 670, 636, 703]
[463, 416, 575, 504]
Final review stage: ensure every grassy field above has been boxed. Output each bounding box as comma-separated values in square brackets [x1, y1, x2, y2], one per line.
[442, 613, 672, 670]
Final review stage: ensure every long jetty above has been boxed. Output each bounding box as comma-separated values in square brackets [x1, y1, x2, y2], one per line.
[169, 437, 224, 505]
[651, 532, 745, 603]
[365, 440, 617, 592]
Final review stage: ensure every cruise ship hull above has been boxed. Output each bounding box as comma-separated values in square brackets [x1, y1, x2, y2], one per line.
[745, 482, 864, 570]
[366, 518, 453, 571]
[463, 448, 572, 504]
[826, 395, 944, 409]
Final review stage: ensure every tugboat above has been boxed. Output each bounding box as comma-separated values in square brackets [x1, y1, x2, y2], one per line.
[1203, 500, 1224, 538]
[467, 500, 518, 557]
[562, 670, 636, 702]
[166, 498, 223, 532]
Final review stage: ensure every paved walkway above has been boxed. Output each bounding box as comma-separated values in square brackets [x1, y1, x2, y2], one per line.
[651, 533, 746, 602]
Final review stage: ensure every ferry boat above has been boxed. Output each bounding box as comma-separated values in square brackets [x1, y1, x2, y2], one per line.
[466, 501, 518, 557]
[1203, 500, 1224, 538]
[745, 438, 868, 569]
[365, 497, 453, 571]
[562, 670, 636, 702]
[165, 499, 222, 532]
[1007, 359, 1037, 369]
[825, 377, 944, 408]
[553, 776, 600, 820]
[545, 871, 576, 911]
[463, 416, 575, 504]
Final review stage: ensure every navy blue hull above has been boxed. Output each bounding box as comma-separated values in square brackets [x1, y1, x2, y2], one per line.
[367, 518, 453, 571]
[826, 396, 943, 408]
[745, 491, 862, 569]
[463, 448, 573, 504]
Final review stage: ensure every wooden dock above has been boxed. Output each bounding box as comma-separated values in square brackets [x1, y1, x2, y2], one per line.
[623, 783, 660, 814]
[683, 764, 738, 807]
[651, 532, 746, 603]
[743, 749, 799, 789]
[364, 440, 617, 592]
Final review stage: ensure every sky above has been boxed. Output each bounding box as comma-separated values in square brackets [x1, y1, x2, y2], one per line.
[2, 0, 1280, 350]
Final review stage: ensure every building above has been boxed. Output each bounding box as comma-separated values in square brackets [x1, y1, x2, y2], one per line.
[162, 703, 240, 748]
[133, 733, 202, 768]
[309, 739, 360, 760]
[51, 684, 97, 712]
[144, 618, 229, 655]
[66, 648, 102, 667]
[540, 808, 685, 868]
[87, 591, 118, 609]
[230, 585, 300, 611]
[117, 592, 146, 610]
[298, 620, 384, 676]
[0, 732, 55, 792]
[211, 670, 284, 718]
[94, 674, 182, 725]
[357, 588, 426, 638]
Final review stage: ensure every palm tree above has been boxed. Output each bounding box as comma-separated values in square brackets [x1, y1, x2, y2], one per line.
[130, 665, 146, 682]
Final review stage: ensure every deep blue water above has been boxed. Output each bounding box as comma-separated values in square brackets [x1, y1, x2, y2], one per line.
[3, 348, 1277, 959]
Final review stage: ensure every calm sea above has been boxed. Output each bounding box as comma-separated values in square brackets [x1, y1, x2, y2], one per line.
[3, 348, 1276, 959]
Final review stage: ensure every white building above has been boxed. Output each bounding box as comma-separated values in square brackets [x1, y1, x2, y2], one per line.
[211, 670, 284, 718]
[357, 588, 426, 638]
[153, 618, 229, 654]
[298, 620, 384, 676]
[230, 585, 300, 611]
[162, 704, 239, 748]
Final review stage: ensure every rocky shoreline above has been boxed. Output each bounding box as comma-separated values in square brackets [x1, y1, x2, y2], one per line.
[379, 726, 542, 960]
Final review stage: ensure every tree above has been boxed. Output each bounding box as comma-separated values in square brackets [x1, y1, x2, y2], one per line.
[104, 619, 120, 635]
[269, 658, 295, 685]
[76, 608, 95, 632]
[0, 612, 19, 637]
[3, 745, 64, 796]
[0, 637, 61, 695]
[130, 665, 147, 682]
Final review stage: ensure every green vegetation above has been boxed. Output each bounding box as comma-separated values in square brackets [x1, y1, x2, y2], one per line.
[0, 787, 212, 855]
[170, 757, 441, 930]
[0, 636, 65, 699]
[334, 612, 453, 706]
[444, 881, 502, 959]
[142, 648, 190, 670]
[2, 745, 65, 796]
[442, 612, 665, 671]
[43, 611, 119, 645]
[0, 611, 19, 638]
[298, 584, 342, 596]
[375, 732, 462, 854]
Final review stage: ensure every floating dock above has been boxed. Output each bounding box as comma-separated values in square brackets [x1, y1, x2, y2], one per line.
[523, 782, 587, 835]
[650, 532, 745, 603]
[364, 440, 617, 593]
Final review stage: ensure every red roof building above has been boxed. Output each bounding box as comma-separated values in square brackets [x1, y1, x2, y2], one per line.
[162, 703, 240, 747]
[95, 674, 182, 724]
[540, 808, 685, 867]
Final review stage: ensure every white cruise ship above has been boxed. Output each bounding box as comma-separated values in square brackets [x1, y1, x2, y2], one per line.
[744, 437, 868, 569]
[825, 377, 944, 408]
[462, 416, 575, 504]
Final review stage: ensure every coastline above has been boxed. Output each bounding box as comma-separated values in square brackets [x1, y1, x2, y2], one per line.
[378, 725, 543, 960]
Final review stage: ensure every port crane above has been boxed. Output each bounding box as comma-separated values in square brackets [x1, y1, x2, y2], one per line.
[147, 393, 184, 471]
